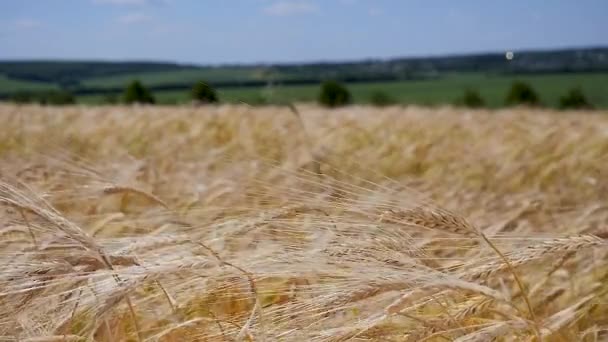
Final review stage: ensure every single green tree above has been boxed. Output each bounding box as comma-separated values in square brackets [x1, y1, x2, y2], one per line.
[559, 88, 592, 109]
[459, 89, 485, 108]
[191, 81, 219, 104]
[318, 80, 351, 108]
[369, 91, 395, 107]
[123, 80, 155, 104]
[505, 81, 540, 106]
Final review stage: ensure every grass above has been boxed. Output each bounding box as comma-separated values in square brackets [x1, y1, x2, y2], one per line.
[81, 67, 271, 88]
[1, 103, 608, 341]
[0, 73, 57, 93]
[77, 72, 608, 108]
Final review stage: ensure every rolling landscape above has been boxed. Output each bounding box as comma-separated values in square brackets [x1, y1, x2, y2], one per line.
[2, 46, 608, 107]
[2, 0, 608, 340]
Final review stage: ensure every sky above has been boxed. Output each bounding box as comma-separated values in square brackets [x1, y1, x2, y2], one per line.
[1, 0, 607, 65]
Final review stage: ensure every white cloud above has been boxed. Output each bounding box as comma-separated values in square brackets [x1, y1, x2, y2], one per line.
[264, 1, 319, 16]
[14, 18, 41, 30]
[118, 12, 152, 24]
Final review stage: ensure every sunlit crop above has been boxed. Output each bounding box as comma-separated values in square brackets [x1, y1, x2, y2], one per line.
[1, 103, 607, 341]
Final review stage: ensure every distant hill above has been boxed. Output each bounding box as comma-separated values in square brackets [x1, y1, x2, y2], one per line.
[1, 46, 607, 99]
[0, 61, 195, 85]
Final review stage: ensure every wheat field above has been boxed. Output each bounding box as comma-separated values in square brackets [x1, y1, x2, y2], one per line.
[1, 103, 607, 341]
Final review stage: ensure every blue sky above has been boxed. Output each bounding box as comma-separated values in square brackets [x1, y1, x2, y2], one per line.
[1, 0, 607, 65]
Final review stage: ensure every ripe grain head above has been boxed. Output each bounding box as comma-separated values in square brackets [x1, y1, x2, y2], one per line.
[1, 103, 607, 341]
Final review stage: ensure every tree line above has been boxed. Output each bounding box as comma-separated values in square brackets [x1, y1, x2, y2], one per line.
[319, 80, 593, 109]
[454, 82, 593, 110]
[6, 79, 594, 110]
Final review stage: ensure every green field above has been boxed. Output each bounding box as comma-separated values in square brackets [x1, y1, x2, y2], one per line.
[3, 67, 607, 108]
[3, 48, 608, 108]
[78, 72, 608, 108]
[81, 67, 271, 88]
[0, 74, 57, 93]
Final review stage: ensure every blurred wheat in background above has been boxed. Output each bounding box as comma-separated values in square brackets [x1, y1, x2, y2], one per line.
[1, 103, 608, 341]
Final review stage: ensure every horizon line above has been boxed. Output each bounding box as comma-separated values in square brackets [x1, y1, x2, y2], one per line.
[1, 44, 607, 68]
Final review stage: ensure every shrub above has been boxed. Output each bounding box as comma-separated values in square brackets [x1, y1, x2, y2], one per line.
[102, 94, 119, 105]
[9, 91, 35, 104]
[559, 88, 592, 109]
[459, 89, 485, 108]
[9, 90, 75, 105]
[44, 90, 75, 105]
[191, 81, 219, 104]
[318, 81, 351, 107]
[369, 91, 395, 107]
[123, 80, 155, 104]
[505, 81, 540, 106]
